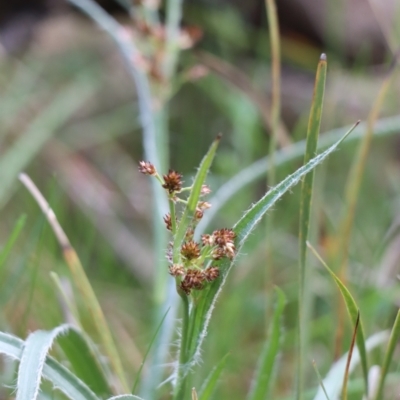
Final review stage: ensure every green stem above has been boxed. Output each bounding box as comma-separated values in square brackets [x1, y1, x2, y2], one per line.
[174, 294, 190, 400]
[169, 199, 177, 234]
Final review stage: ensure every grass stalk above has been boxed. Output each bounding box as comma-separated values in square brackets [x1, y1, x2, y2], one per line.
[19, 173, 129, 393]
[297, 54, 327, 400]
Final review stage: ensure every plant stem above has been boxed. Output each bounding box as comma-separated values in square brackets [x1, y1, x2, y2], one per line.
[169, 199, 177, 234]
[173, 294, 190, 400]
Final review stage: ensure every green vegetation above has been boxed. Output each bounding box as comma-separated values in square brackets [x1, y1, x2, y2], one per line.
[0, 0, 399, 399]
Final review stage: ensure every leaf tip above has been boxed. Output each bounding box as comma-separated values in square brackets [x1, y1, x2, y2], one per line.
[320, 53, 327, 61]
[215, 133, 223, 142]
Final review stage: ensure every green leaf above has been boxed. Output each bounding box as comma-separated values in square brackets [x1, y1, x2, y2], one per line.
[173, 135, 221, 261]
[247, 287, 286, 400]
[0, 331, 99, 400]
[16, 325, 110, 400]
[187, 123, 357, 365]
[373, 309, 400, 400]
[57, 327, 112, 397]
[298, 53, 327, 399]
[307, 243, 369, 396]
[198, 353, 230, 400]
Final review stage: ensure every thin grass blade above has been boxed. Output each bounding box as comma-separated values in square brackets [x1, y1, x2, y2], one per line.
[0, 332, 99, 400]
[107, 396, 145, 400]
[187, 123, 357, 364]
[198, 353, 230, 400]
[307, 242, 369, 396]
[373, 309, 400, 400]
[342, 312, 360, 400]
[312, 331, 388, 400]
[247, 287, 286, 400]
[297, 53, 327, 400]
[312, 360, 331, 400]
[0, 215, 26, 270]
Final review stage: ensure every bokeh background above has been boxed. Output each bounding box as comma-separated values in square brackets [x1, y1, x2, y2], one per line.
[1, 0, 400, 398]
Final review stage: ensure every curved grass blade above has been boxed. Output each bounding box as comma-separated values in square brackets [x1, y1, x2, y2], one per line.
[173, 135, 221, 261]
[187, 123, 357, 364]
[57, 327, 112, 397]
[17, 325, 111, 400]
[198, 353, 230, 400]
[19, 173, 129, 393]
[0, 332, 99, 400]
[307, 242, 369, 396]
[196, 115, 400, 236]
[297, 53, 327, 400]
[342, 312, 360, 400]
[312, 331, 388, 400]
[107, 396, 145, 400]
[247, 287, 286, 400]
[373, 309, 400, 400]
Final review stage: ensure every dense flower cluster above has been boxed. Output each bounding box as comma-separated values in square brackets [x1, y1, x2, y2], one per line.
[139, 161, 236, 295]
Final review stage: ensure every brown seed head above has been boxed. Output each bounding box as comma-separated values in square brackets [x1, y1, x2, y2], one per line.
[163, 213, 173, 231]
[162, 170, 183, 193]
[204, 266, 219, 282]
[181, 241, 201, 260]
[195, 209, 204, 220]
[138, 161, 156, 176]
[212, 247, 225, 260]
[169, 264, 185, 276]
[183, 268, 205, 290]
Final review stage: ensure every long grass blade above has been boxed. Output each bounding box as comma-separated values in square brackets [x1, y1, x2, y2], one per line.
[0, 332, 99, 400]
[198, 353, 230, 400]
[298, 53, 327, 400]
[197, 115, 400, 236]
[188, 124, 356, 365]
[107, 396, 145, 400]
[19, 173, 129, 393]
[307, 242, 369, 396]
[247, 287, 286, 400]
[312, 360, 331, 400]
[373, 309, 400, 400]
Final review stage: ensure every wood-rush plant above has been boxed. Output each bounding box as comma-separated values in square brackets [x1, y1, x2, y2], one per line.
[137, 123, 356, 400]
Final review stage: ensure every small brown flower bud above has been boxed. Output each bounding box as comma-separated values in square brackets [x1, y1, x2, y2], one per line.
[185, 227, 194, 240]
[183, 268, 205, 290]
[200, 185, 211, 196]
[201, 234, 214, 247]
[163, 214, 174, 231]
[138, 161, 156, 175]
[204, 266, 219, 282]
[162, 170, 183, 194]
[169, 264, 185, 276]
[197, 201, 211, 211]
[212, 247, 225, 260]
[181, 241, 200, 260]
[195, 210, 203, 220]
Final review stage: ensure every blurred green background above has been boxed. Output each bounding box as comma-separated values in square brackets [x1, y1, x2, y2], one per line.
[1, 0, 400, 398]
